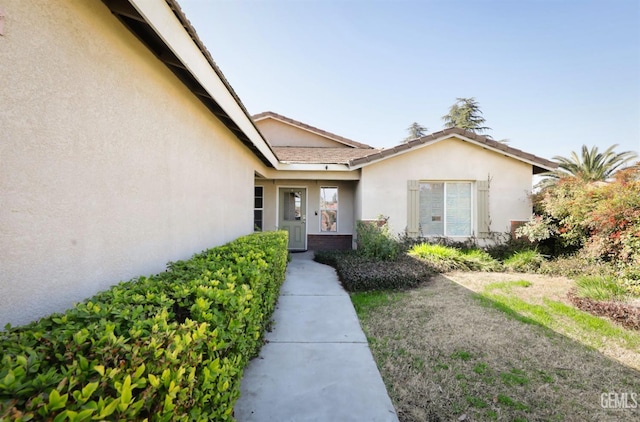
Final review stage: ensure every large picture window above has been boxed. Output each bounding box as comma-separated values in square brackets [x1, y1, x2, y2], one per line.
[254, 186, 264, 231]
[320, 187, 338, 232]
[419, 182, 471, 236]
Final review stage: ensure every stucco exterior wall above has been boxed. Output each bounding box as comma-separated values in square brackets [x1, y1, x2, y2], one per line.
[257, 179, 356, 236]
[359, 138, 533, 237]
[0, 0, 265, 327]
[255, 118, 347, 148]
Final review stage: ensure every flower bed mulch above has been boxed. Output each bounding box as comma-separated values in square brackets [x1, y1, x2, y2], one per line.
[567, 289, 640, 331]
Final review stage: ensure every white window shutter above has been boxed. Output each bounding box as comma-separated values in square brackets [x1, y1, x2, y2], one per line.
[407, 180, 420, 237]
[477, 180, 490, 238]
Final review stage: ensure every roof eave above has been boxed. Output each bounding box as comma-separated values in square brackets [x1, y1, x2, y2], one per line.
[275, 162, 354, 172]
[103, 0, 279, 168]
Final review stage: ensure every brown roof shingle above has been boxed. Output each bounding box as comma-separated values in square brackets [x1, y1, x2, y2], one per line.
[273, 147, 381, 164]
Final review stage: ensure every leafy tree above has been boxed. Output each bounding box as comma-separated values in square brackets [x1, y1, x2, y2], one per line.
[442, 97, 492, 136]
[402, 122, 428, 143]
[540, 144, 638, 187]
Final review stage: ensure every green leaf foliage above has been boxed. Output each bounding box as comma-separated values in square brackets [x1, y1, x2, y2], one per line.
[315, 251, 434, 292]
[355, 219, 401, 261]
[441, 97, 492, 136]
[408, 243, 503, 272]
[503, 250, 546, 273]
[0, 231, 288, 421]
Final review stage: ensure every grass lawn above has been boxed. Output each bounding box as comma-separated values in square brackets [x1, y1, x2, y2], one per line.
[352, 273, 640, 421]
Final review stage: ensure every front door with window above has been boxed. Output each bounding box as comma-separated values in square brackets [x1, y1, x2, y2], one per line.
[279, 188, 306, 250]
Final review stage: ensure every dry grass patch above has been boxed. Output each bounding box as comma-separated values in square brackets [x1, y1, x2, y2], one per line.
[447, 271, 640, 369]
[353, 275, 640, 421]
[445, 271, 575, 304]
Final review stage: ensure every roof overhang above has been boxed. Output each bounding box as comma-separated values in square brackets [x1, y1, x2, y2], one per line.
[274, 162, 353, 172]
[102, 0, 279, 168]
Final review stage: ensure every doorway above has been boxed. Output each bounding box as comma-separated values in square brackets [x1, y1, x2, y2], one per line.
[279, 187, 306, 250]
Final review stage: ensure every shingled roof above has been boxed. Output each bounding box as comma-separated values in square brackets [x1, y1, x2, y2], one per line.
[348, 128, 558, 174]
[272, 147, 382, 164]
[253, 111, 374, 149]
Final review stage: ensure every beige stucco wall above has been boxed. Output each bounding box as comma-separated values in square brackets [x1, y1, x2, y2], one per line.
[255, 118, 347, 147]
[257, 179, 356, 236]
[0, 0, 266, 327]
[358, 138, 533, 237]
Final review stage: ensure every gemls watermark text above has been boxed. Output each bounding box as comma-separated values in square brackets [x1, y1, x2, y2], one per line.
[601, 392, 638, 410]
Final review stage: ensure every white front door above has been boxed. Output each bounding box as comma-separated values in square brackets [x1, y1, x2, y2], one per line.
[279, 188, 306, 250]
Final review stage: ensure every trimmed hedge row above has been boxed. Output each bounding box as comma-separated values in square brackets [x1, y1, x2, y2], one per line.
[314, 250, 434, 291]
[0, 231, 288, 421]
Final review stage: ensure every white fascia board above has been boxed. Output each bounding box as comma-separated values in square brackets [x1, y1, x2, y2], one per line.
[275, 162, 352, 172]
[457, 136, 557, 171]
[259, 169, 361, 180]
[128, 0, 279, 167]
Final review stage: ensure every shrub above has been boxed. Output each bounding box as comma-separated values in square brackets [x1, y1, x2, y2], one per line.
[313, 249, 357, 268]
[408, 244, 468, 272]
[355, 218, 400, 261]
[408, 244, 502, 272]
[483, 236, 534, 261]
[503, 250, 545, 272]
[462, 249, 504, 272]
[523, 167, 640, 265]
[537, 254, 617, 278]
[574, 276, 628, 302]
[0, 231, 288, 421]
[315, 251, 434, 291]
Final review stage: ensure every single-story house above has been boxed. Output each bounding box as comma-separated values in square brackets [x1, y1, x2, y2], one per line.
[0, 0, 555, 327]
[253, 111, 556, 250]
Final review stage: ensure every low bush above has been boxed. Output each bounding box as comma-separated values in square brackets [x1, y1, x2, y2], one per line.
[355, 219, 400, 261]
[536, 254, 616, 278]
[315, 251, 434, 292]
[462, 249, 504, 272]
[503, 250, 545, 273]
[0, 231, 288, 421]
[408, 243, 466, 271]
[574, 276, 629, 302]
[313, 249, 357, 268]
[484, 236, 535, 261]
[408, 244, 502, 272]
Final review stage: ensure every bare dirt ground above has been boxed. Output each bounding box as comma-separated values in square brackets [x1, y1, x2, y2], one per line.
[358, 274, 640, 422]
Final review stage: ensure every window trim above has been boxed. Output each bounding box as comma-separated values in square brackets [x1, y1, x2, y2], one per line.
[419, 181, 473, 237]
[254, 185, 264, 232]
[319, 186, 339, 233]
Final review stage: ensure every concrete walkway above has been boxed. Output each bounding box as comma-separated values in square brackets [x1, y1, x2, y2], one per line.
[234, 252, 399, 422]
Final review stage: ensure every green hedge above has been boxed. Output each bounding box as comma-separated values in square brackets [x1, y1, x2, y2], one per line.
[0, 231, 288, 421]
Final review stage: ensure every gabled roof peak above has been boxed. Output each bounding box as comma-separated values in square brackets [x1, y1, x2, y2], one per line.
[349, 127, 558, 174]
[252, 111, 374, 149]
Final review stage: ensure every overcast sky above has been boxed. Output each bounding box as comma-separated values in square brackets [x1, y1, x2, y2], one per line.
[179, 0, 640, 161]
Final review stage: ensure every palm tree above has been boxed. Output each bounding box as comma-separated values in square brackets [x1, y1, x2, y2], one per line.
[442, 97, 492, 136]
[401, 122, 428, 143]
[541, 144, 638, 186]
